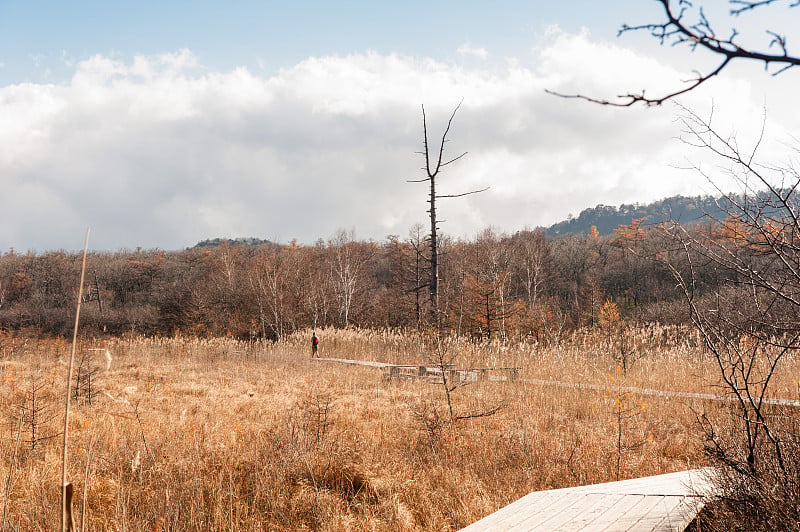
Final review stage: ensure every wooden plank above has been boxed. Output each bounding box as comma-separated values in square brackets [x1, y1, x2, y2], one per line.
[519, 493, 632, 531]
[558, 493, 628, 530]
[623, 496, 702, 531]
[552, 493, 648, 531]
[491, 491, 583, 529]
[459, 469, 713, 532]
[599, 494, 666, 531]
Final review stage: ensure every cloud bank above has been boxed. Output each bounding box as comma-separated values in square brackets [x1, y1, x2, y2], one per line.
[0, 27, 790, 251]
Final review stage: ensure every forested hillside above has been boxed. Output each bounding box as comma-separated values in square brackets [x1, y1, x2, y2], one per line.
[546, 194, 722, 236]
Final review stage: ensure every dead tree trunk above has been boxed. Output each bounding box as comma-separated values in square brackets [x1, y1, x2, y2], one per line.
[411, 100, 485, 330]
[409, 101, 496, 426]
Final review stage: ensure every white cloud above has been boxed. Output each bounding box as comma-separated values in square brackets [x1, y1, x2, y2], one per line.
[0, 33, 792, 252]
[457, 44, 489, 60]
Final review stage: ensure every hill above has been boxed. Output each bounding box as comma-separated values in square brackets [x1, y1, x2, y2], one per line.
[545, 194, 728, 237]
[193, 236, 275, 248]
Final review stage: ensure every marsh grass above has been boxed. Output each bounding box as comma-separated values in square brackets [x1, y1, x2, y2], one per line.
[1, 325, 798, 530]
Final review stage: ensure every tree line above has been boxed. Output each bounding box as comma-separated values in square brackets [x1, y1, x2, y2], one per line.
[0, 219, 737, 341]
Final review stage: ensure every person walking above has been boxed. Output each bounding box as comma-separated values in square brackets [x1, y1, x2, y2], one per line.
[311, 331, 319, 357]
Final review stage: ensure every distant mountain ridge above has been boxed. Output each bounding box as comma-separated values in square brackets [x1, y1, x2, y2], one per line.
[193, 194, 784, 247]
[545, 194, 729, 237]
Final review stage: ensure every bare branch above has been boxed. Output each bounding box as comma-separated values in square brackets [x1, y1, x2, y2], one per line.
[730, 0, 798, 16]
[432, 99, 464, 178]
[440, 151, 468, 167]
[454, 404, 504, 421]
[551, 0, 800, 106]
[437, 187, 490, 199]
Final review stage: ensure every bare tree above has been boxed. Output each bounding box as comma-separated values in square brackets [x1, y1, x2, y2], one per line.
[511, 228, 552, 309]
[407, 103, 501, 429]
[410, 101, 486, 329]
[657, 109, 800, 527]
[385, 224, 429, 329]
[462, 229, 519, 341]
[550, 0, 800, 106]
[327, 229, 373, 328]
[250, 247, 293, 339]
[14, 373, 60, 451]
[407, 224, 429, 329]
[301, 247, 335, 331]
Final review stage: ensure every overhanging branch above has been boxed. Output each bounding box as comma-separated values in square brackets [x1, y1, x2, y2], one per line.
[548, 0, 800, 107]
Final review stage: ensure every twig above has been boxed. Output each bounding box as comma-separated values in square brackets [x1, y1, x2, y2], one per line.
[81, 436, 94, 532]
[133, 402, 153, 461]
[2, 416, 23, 532]
[61, 227, 90, 532]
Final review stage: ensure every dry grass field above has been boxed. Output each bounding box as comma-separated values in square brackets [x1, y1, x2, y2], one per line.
[2, 326, 799, 530]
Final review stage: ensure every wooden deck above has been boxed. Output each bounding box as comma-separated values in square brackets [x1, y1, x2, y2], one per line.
[459, 468, 713, 532]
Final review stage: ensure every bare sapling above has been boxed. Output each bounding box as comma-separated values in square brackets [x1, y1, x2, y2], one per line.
[14, 373, 60, 451]
[605, 366, 650, 480]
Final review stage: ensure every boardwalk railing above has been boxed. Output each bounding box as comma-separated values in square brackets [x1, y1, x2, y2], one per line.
[311, 357, 519, 384]
[381, 364, 519, 383]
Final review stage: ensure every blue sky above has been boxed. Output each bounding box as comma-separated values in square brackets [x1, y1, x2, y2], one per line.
[1, 1, 798, 251]
[1, 2, 652, 83]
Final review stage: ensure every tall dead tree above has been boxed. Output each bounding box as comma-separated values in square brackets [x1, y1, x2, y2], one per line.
[408, 102, 497, 427]
[410, 100, 486, 330]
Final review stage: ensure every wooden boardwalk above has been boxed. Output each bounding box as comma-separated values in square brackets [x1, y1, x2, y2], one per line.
[312, 357, 518, 383]
[312, 357, 391, 369]
[521, 377, 800, 408]
[312, 357, 800, 407]
[459, 468, 713, 532]
[311, 357, 800, 529]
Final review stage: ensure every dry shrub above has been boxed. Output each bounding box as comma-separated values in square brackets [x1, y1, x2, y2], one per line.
[3, 325, 788, 530]
[688, 409, 800, 531]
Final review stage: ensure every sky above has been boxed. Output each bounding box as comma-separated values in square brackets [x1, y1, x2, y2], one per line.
[1, 1, 799, 252]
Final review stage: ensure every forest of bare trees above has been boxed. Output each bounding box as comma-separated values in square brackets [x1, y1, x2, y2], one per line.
[0, 217, 732, 341]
